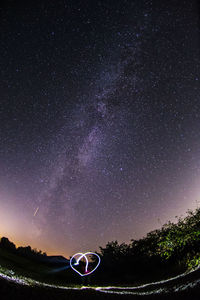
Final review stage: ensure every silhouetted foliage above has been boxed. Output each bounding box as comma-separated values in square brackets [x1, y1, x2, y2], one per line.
[0, 237, 47, 261]
[1, 207, 200, 285]
[0, 237, 16, 252]
[93, 208, 200, 284]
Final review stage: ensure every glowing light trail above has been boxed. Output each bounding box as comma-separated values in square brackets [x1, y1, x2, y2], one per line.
[33, 207, 39, 217]
[70, 252, 101, 276]
[0, 264, 200, 296]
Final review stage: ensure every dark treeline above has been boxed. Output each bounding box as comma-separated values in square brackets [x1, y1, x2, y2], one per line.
[1, 207, 200, 285]
[0, 237, 47, 261]
[92, 208, 200, 284]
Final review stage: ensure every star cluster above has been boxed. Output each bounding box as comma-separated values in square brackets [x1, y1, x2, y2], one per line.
[0, 0, 199, 256]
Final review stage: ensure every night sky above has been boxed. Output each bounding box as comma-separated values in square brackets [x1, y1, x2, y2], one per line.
[0, 0, 199, 257]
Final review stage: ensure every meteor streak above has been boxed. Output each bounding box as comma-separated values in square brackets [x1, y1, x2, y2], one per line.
[33, 207, 39, 217]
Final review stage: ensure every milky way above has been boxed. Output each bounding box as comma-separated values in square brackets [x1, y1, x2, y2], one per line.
[0, 0, 199, 256]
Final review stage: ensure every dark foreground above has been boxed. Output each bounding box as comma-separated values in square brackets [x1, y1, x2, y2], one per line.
[0, 277, 200, 300]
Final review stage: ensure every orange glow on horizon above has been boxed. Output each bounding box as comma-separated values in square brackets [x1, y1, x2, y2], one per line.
[0, 232, 71, 259]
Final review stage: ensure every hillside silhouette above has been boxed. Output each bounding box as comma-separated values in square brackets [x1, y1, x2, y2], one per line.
[0, 207, 200, 288]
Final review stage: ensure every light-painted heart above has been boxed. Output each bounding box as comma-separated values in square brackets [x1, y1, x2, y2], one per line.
[70, 252, 101, 276]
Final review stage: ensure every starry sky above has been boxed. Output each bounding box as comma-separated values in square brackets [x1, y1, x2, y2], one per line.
[0, 0, 200, 257]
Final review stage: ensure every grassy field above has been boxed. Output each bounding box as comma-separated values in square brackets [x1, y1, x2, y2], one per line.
[1, 272, 200, 300]
[0, 248, 80, 286]
[1, 247, 200, 299]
